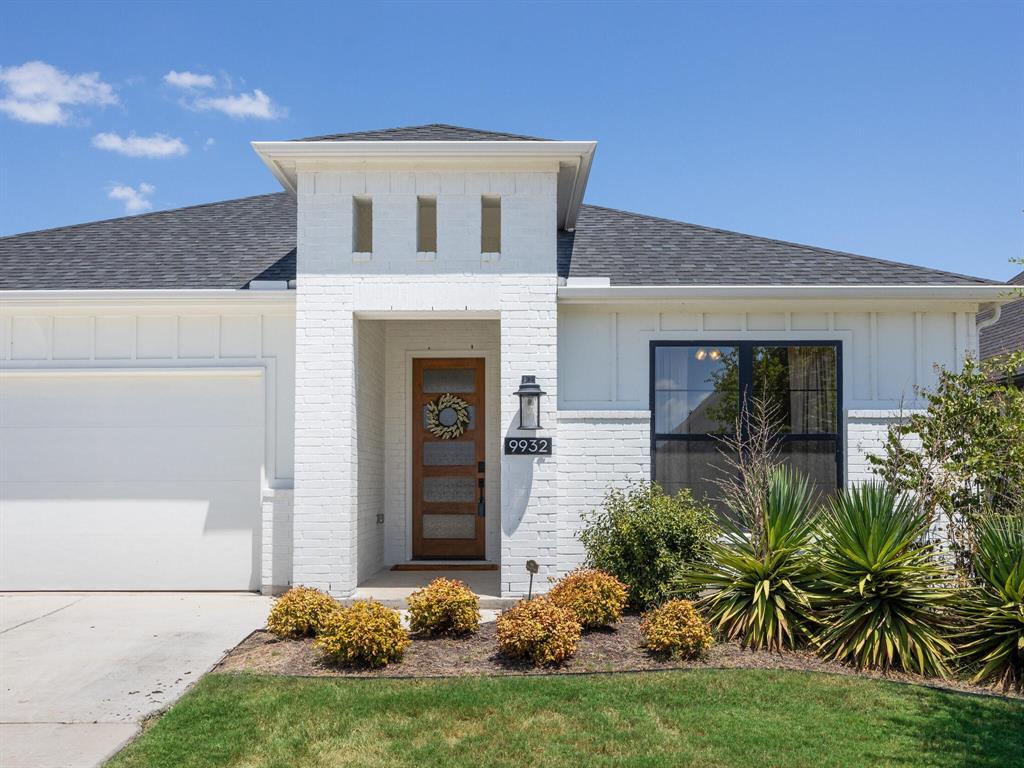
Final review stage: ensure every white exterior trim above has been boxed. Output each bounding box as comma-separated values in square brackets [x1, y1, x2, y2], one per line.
[558, 410, 651, 420]
[252, 139, 596, 229]
[557, 284, 1012, 303]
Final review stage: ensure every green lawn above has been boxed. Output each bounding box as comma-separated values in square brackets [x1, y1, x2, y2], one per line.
[109, 670, 1024, 768]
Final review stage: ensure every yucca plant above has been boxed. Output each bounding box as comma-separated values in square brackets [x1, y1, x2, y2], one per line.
[956, 515, 1024, 692]
[813, 482, 954, 676]
[674, 467, 818, 652]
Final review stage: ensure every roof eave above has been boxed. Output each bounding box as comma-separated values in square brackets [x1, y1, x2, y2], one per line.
[251, 140, 597, 229]
[557, 283, 1015, 304]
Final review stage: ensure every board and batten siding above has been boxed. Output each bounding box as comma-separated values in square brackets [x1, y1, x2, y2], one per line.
[553, 303, 978, 573]
[0, 300, 297, 591]
[557, 306, 974, 410]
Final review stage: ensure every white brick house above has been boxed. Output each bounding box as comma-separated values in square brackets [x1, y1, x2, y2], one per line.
[0, 124, 1013, 598]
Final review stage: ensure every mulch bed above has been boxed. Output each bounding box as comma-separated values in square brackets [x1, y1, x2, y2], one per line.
[216, 614, 1022, 700]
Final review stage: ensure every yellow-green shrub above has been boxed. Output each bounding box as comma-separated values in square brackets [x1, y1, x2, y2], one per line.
[266, 586, 340, 639]
[314, 600, 410, 668]
[548, 568, 628, 629]
[407, 577, 480, 636]
[640, 599, 713, 658]
[496, 597, 582, 666]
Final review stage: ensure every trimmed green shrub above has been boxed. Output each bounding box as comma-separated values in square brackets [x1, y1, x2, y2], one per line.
[814, 482, 954, 676]
[675, 467, 818, 651]
[266, 586, 340, 639]
[314, 600, 410, 668]
[640, 599, 714, 658]
[496, 597, 582, 666]
[548, 569, 628, 629]
[580, 481, 718, 609]
[957, 515, 1024, 692]
[407, 577, 480, 636]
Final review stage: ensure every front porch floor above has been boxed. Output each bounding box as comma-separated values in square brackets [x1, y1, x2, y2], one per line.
[351, 567, 512, 609]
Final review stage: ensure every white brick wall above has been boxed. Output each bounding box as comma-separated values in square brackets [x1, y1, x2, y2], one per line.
[846, 409, 923, 485]
[500, 274, 560, 597]
[293, 166, 558, 597]
[261, 488, 294, 594]
[356, 318, 386, 581]
[292, 278, 358, 596]
[556, 412, 651, 577]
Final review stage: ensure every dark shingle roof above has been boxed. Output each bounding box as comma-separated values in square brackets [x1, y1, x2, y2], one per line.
[558, 205, 998, 286]
[297, 123, 550, 142]
[1, 195, 1001, 291]
[979, 271, 1024, 360]
[0, 193, 295, 290]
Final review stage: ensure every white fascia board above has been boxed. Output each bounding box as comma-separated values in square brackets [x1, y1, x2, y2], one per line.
[556, 284, 1016, 304]
[0, 289, 296, 312]
[251, 140, 597, 229]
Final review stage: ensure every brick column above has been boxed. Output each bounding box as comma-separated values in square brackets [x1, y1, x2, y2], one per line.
[292, 172, 359, 597]
[499, 274, 559, 597]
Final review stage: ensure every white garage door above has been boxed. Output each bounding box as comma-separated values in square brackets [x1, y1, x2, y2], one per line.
[0, 370, 264, 590]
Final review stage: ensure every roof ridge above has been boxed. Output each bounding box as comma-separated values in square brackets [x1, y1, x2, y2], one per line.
[579, 203, 999, 285]
[295, 123, 549, 142]
[1, 192, 290, 241]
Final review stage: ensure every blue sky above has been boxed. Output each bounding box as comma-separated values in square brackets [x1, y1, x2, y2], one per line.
[1, 0, 1020, 280]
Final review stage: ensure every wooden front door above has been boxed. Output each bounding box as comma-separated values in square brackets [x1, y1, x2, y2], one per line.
[412, 357, 486, 559]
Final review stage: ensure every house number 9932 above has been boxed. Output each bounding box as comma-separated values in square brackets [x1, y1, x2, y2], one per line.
[504, 437, 553, 455]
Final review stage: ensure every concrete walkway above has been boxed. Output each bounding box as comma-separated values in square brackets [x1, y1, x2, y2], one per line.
[0, 592, 271, 768]
[352, 567, 514, 608]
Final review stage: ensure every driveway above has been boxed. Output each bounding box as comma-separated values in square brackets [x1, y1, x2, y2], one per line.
[0, 592, 271, 768]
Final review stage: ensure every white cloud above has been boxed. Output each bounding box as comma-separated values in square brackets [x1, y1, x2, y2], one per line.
[203, 137, 215, 150]
[0, 60, 117, 125]
[108, 182, 155, 214]
[163, 70, 215, 90]
[92, 131, 188, 158]
[193, 88, 282, 119]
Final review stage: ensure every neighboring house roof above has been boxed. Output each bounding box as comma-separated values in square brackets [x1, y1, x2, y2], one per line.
[296, 123, 550, 142]
[0, 193, 295, 290]
[1, 193, 1003, 291]
[558, 205, 998, 286]
[979, 270, 1024, 361]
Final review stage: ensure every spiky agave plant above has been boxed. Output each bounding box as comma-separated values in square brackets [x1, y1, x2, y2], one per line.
[674, 467, 818, 652]
[956, 515, 1024, 692]
[813, 482, 954, 676]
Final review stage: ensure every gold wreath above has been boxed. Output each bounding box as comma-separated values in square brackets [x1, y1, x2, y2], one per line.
[426, 393, 470, 440]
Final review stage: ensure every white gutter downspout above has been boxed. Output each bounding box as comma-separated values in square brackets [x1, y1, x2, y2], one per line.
[976, 302, 1003, 332]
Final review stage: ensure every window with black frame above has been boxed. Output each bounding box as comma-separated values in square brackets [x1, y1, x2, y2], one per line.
[651, 341, 841, 520]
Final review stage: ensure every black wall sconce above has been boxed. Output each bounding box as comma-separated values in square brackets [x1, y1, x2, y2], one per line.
[515, 375, 546, 430]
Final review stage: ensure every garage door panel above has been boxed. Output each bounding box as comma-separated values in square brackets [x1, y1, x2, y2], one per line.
[0, 373, 265, 591]
[0, 530, 259, 591]
[0, 376, 263, 428]
[1, 480, 258, 533]
[2, 426, 264, 483]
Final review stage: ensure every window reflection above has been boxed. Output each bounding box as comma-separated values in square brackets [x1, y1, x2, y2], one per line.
[654, 346, 738, 434]
[754, 346, 837, 434]
[652, 342, 841, 521]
